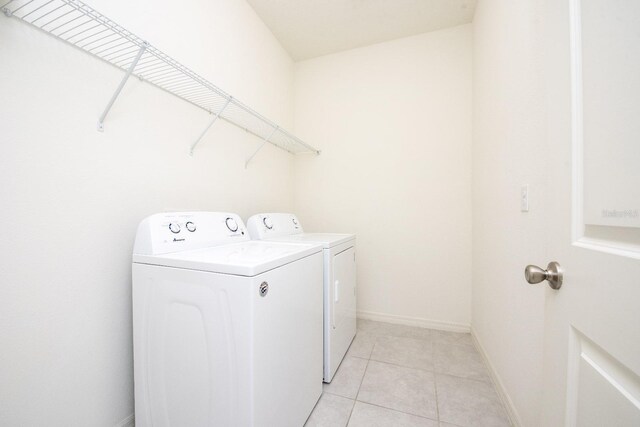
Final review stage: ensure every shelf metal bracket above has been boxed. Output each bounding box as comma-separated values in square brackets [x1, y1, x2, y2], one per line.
[189, 97, 232, 156]
[245, 126, 278, 168]
[97, 42, 148, 132]
[4, 0, 320, 155]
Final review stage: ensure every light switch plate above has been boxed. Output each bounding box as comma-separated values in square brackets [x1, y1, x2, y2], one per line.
[521, 185, 529, 212]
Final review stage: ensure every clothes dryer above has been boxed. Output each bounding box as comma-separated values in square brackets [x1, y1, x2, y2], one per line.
[247, 213, 356, 383]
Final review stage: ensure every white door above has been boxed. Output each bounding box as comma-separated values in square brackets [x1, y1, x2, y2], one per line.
[541, 0, 640, 425]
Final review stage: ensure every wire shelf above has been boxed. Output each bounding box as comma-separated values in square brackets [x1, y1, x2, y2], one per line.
[1, 0, 320, 158]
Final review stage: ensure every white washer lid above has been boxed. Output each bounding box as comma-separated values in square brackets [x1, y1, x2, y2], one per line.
[266, 233, 355, 249]
[133, 240, 322, 277]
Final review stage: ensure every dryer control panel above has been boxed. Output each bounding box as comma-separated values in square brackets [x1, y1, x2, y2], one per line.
[247, 213, 303, 240]
[133, 212, 249, 255]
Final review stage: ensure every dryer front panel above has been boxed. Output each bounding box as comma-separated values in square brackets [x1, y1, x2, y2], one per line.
[324, 244, 357, 382]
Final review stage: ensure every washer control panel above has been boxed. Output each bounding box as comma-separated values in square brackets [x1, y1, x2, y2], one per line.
[225, 217, 239, 232]
[263, 216, 274, 229]
[247, 213, 304, 240]
[133, 212, 249, 255]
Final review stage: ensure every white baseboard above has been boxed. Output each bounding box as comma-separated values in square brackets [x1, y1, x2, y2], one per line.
[471, 328, 522, 427]
[356, 310, 470, 333]
[115, 413, 134, 427]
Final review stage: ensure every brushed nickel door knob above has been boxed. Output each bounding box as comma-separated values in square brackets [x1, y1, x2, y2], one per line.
[524, 262, 563, 290]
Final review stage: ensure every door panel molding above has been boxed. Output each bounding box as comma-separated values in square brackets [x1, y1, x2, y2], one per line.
[566, 327, 640, 426]
[569, 0, 640, 258]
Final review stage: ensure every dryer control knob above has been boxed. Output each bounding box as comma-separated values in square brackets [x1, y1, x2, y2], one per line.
[168, 223, 181, 234]
[225, 217, 239, 232]
[263, 217, 274, 230]
[185, 221, 196, 232]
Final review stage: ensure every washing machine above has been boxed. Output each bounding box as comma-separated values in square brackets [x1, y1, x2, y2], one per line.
[132, 212, 323, 427]
[247, 213, 356, 383]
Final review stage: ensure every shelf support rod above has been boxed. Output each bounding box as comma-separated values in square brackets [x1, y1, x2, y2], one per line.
[97, 42, 148, 132]
[245, 126, 278, 168]
[189, 97, 232, 156]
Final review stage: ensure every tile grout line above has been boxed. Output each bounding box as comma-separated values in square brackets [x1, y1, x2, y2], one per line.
[358, 320, 471, 337]
[360, 356, 491, 385]
[353, 323, 504, 424]
[362, 330, 491, 381]
[350, 399, 440, 423]
[356, 327, 493, 382]
[359, 330, 475, 350]
[345, 339, 374, 426]
[368, 356, 433, 373]
[354, 330, 440, 423]
[432, 332, 441, 424]
[343, 398, 356, 427]
[304, 391, 325, 426]
[353, 334, 439, 422]
[348, 355, 369, 361]
[355, 392, 439, 421]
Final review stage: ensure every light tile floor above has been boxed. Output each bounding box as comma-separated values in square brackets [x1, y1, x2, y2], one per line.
[305, 319, 511, 427]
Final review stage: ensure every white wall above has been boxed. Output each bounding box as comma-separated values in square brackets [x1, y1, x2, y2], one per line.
[293, 25, 473, 331]
[0, 1, 295, 425]
[472, 1, 547, 425]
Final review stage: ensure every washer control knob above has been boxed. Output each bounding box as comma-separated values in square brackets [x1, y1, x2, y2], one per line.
[168, 223, 181, 234]
[185, 221, 196, 232]
[263, 216, 273, 230]
[225, 217, 239, 232]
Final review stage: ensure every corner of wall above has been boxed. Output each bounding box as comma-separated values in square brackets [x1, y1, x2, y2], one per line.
[471, 328, 523, 427]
